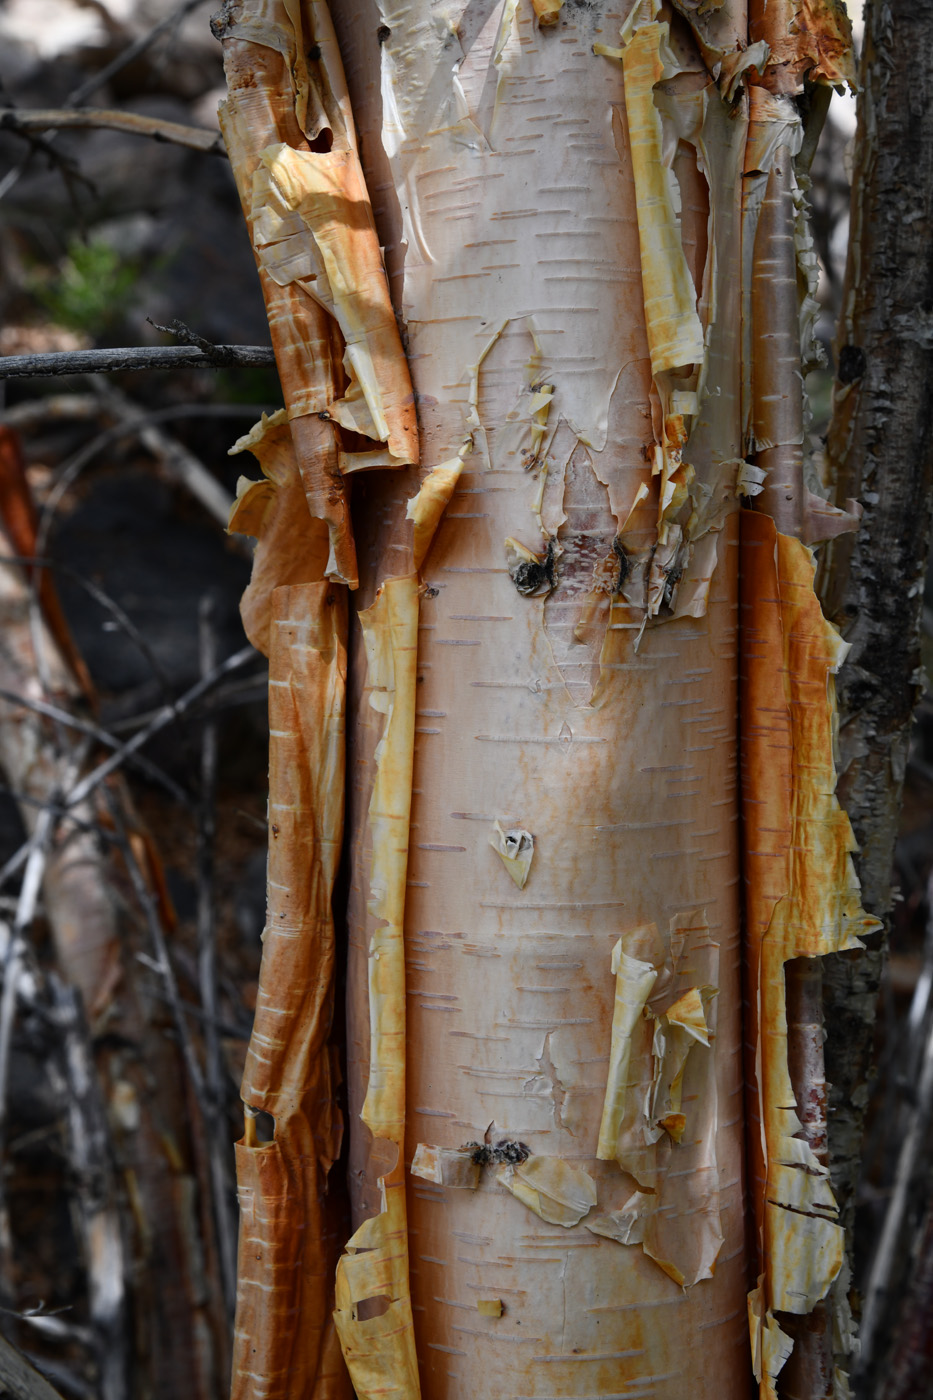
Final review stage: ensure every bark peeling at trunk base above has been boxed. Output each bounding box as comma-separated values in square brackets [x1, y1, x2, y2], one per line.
[215, 0, 879, 1394]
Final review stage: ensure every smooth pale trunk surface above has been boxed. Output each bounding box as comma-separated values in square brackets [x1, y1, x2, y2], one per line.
[334, 0, 751, 1393]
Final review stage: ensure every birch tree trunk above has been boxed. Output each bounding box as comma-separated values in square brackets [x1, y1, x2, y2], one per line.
[213, 0, 875, 1395]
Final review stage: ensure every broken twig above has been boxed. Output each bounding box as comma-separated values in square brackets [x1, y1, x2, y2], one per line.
[0, 346, 275, 379]
[0, 109, 225, 157]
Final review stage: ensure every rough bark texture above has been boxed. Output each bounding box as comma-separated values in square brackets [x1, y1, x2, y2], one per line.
[816, 0, 933, 1353]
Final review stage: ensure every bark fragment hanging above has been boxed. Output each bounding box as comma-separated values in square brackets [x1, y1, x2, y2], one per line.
[216, 0, 418, 588]
[741, 513, 880, 1398]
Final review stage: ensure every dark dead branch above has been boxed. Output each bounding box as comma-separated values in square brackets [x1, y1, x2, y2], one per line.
[0, 399, 269, 430]
[0, 1330, 68, 1400]
[195, 596, 237, 1320]
[0, 346, 275, 379]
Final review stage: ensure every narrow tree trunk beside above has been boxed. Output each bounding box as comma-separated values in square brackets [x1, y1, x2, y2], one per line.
[816, 0, 933, 1383]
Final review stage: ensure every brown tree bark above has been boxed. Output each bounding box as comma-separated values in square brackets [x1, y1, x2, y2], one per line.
[815, 0, 933, 1387]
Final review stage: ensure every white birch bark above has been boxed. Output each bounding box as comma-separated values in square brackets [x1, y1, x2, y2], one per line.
[333, 0, 752, 1392]
[218, 0, 874, 1394]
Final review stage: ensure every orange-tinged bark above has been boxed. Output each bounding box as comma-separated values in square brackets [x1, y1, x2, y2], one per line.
[739, 11, 870, 1393]
[740, 514, 879, 1397]
[333, 574, 421, 1399]
[228, 420, 351, 1400]
[748, 0, 855, 92]
[215, 0, 418, 588]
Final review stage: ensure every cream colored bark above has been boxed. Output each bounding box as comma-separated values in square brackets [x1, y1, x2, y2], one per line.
[218, 0, 872, 1394]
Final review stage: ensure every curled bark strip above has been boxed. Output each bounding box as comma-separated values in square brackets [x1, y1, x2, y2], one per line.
[231, 580, 350, 1400]
[228, 413, 351, 1397]
[216, 0, 418, 589]
[747, 0, 855, 92]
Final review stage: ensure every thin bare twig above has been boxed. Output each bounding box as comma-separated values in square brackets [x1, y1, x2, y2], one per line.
[0, 346, 275, 379]
[0, 398, 269, 430]
[196, 596, 237, 1320]
[0, 650, 258, 897]
[48, 980, 129, 1400]
[0, 553, 174, 699]
[0, 110, 225, 157]
[66, 0, 208, 107]
[103, 793, 204, 1100]
[89, 375, 235, 527]
[140, 975, 249, 1040]
[0, 688, 191, 807]
[63, 644, 257, 812]
[0, 783, 113, 841]
[147, 318, 247, 368]
[0, 808, 54, 1141]
[0, 126, 97, 211]
[0, 805, 56, 1288]
[0, 0, 209, 204]
[107, 673, 270, 734]
[0, 844, 32, 897]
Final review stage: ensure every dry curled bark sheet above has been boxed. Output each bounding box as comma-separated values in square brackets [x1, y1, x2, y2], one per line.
[217, 0, 881, 1396]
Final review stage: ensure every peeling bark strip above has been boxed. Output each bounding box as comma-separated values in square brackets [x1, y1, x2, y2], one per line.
[736, 0, 881, 1391]
[215, 0, 418, 588]
[218, 0, 877, 1394]
[334, 575, 421, 1398]
[231, 576, 349, 1400]
[740, 515, 879, 1398]
[228, 419, 351, 1399]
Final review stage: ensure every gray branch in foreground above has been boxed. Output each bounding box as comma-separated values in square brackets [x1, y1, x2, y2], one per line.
[0, 345, 276, 379]
[0, 1332, 67, 1400]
